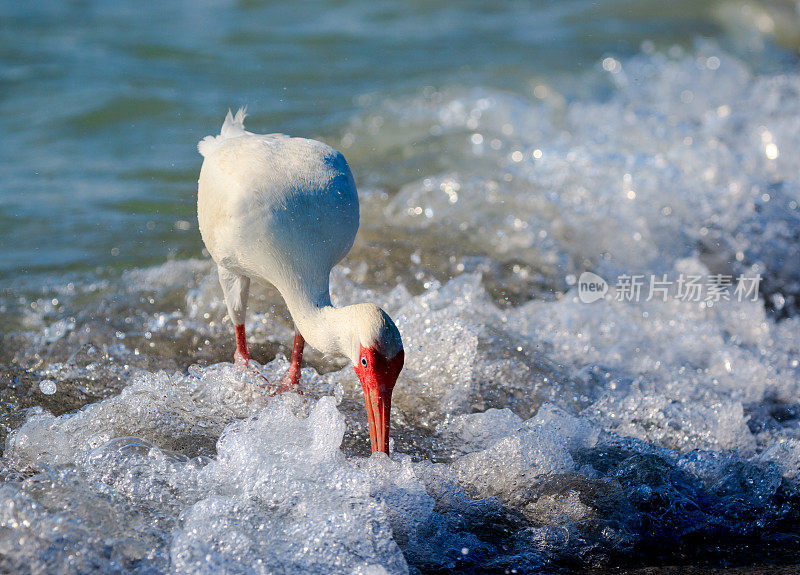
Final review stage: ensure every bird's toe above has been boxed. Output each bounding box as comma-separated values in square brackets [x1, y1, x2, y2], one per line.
[272, 377, 303, 396]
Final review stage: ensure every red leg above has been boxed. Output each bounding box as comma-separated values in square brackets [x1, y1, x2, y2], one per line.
[277, 330, 304, 392]
[233, 324, 269, 384]
[234, 324, 251, 363]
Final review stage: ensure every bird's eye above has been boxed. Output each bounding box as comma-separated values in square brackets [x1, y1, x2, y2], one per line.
[360, 357, 368, 367]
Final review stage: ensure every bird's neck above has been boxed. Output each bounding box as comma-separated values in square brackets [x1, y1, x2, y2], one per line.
[283, 286, 358, 364]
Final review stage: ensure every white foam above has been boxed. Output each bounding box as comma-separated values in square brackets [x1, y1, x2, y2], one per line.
[172, 397, 408, 574]
[5, 366, 410, 574]
[453, 404, 599, 497]
[361, 44, 800, 307]
[439, 408, 523, 452]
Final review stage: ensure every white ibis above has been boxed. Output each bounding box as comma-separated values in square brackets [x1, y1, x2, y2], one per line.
[197, 108, 404, 454]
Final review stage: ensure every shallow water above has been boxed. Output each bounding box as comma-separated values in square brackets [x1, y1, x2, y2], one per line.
[3, 1, 800, 573]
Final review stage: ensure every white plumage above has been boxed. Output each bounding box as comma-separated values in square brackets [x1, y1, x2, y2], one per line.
[197, 108, 404, 454]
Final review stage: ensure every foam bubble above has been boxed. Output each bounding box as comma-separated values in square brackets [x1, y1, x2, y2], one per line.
[38, 379, 56, 395]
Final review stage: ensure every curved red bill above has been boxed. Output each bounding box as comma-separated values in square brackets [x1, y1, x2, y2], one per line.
[363, 382, 391, 453]
[355, 347, 404, 454]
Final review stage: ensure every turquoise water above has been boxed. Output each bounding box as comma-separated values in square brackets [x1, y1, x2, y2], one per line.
[3, 2, 800, 573]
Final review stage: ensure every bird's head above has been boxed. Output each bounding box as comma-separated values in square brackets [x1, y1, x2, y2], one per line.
[347, 304, 404, 454]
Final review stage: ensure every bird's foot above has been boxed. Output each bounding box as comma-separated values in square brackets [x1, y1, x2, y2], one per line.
[233, 350, 270, 385]
[233, 351, 303, 396]
[270, 374, 303, 395]
[273, 370, 303, 396]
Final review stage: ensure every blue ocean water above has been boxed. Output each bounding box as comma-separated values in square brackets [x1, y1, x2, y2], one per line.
[1, 0, 788, 280]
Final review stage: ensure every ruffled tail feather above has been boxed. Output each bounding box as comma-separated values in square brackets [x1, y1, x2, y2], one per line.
[198, 107, 248, 157]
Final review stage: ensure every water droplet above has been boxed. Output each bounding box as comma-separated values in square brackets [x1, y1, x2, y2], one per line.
[39, 380, 57, 395]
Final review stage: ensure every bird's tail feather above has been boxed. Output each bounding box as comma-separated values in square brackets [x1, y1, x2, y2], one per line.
[198, 107, 248, 157]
